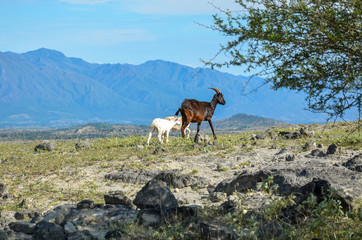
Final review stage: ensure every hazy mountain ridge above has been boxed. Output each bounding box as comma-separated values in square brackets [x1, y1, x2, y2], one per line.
[0, 48, 336, 127]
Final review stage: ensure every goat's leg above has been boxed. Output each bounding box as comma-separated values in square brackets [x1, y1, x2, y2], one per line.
[163, 131, 167, 142]
[147, 129, 154, 145]
[186, 126, 191, 139]
[208, 120, 217, 139]
[165, 130, 170, 143]
[194, 122, 201, 142]
[181, 120, 190, 138]
[157, 128, 163, 144]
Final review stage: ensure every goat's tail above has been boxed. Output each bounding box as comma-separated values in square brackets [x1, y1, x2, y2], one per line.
[174, 108, 181, 117]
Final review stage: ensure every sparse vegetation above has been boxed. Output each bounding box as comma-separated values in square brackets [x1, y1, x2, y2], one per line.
[0, 121, 361, 239]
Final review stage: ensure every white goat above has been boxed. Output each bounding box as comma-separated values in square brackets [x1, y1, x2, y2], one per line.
[147, 117, 181, 145]
[165, 116, 191, 139]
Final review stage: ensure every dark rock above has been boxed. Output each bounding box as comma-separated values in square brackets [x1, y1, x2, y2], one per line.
[214, 171, 269, 194]
[133, 179, 178, 210]
[138, 208, 161, 227]
[104, 190, 136, 209]
[63, 221, 77, 234]
[9, 222, 35, 234]
[153, 146, 167, 154]
[34, 141, 57, 152]
[342, 153, 362, 172]
[0, 183, 7, 197]
[279, 131, 301, 139]
[327, 144, 338, 155]
[67, 230, 97, 240]
[75, 141, 92, 150]
[214, 160, 362, 209]
[154, 170, 209, 189]
[163, 206, 200, 226]
[32, 221, 66, 240]
[309, 149, 326, 157]
[105, 169, 159, 184]
[14, 210, 40, 221]
[280, 178, 350, 225]
[220, 195, 242, 212]
[209, 192, 227, 202]
[105, 229, 125, 239]
[195, 134, 211, 144]
[207, 184, 216, 194]
[285, 154, 295, 161]
[303, 141, 316, 150]
[77, 200, 94, 209]
[0, 230, 8, 240]
[53, 205, 74, 226]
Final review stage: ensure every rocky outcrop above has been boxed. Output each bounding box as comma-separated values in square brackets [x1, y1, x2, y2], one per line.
[343, 153, 362, 172]
[34, 141, 57, 152]
[154, 169, 209, 189]
[104, 168, 159, 184]
[214, 156, 362, 209]
[2, 179, 201, 240]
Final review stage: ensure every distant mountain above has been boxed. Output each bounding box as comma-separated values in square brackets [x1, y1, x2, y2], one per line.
[213, 113, 289, 131]
[0, 48, 340, 127]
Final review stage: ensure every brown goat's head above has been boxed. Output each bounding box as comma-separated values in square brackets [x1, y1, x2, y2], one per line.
[209, 87, 226, 105]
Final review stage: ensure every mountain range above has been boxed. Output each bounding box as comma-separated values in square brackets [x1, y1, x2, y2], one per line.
[0, 48, 339, 127]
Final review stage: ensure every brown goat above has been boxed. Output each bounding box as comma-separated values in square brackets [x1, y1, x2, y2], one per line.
[175, 87, 225, 141]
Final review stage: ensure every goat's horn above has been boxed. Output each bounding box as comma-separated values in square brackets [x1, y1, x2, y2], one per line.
[209, 87, 221, 94]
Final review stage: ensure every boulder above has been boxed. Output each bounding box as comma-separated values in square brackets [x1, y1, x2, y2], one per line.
[133, 179, 178, 210]
[327, 143, 338, 155]
[104, 190, 136, 209]
[9, 222, 35, 234]
[75, 141, 92, 150]
[34, 141, 57, 152]
[195, 134, 211, 144]
[77, 200, 94, 209]
[32, 221, 66, 240]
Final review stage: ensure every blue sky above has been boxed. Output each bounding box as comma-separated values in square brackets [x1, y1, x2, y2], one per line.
[0, 0, 243, 74]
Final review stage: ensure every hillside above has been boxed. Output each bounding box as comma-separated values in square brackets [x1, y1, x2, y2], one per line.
[0, 114, 289, 141]
[0, 48, 342, 127]
[0, 121, 361, 239]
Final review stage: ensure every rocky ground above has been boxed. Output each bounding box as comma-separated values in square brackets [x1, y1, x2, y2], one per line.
[0, 124, 361, 239]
